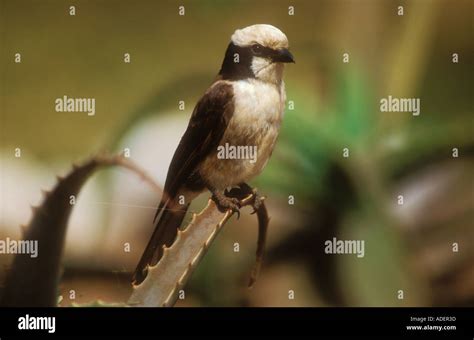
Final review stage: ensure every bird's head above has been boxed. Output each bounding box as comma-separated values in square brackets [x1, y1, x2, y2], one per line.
[219, 24, 294, 84]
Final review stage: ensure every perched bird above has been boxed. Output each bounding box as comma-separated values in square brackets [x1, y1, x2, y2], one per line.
[133, 24, 294, 285]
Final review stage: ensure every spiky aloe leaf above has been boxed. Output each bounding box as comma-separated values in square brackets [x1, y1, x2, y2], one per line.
[0, 154, 161, 307]
[128, 194, 269, 307]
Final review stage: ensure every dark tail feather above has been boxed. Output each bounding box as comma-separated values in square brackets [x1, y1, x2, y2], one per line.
[132, 199, 189, 285]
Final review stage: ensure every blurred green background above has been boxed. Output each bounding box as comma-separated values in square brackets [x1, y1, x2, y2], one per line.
[0, 0, 473, 307]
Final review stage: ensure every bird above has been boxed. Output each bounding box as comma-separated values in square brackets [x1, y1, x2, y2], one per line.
[132, 24, 294, 285]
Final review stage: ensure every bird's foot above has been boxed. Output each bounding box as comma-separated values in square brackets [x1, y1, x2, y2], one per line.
[212, 191, 241, 218]
[236, 183, 264, 214]
[250, 190, 264, 215]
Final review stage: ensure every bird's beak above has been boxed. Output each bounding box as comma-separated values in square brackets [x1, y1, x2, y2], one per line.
[272, 48, 295, 63]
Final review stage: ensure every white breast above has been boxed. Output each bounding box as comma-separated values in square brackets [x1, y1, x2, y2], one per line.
[199, 79, 286, 189]
[232, 79, 286, 124]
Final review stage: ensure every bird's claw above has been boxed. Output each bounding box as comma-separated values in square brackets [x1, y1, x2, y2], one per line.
[250, 191, 263, 215]
[212, 193, 241, 218]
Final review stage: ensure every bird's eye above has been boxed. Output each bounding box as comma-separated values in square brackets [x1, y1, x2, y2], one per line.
[251, 44, 262, 54]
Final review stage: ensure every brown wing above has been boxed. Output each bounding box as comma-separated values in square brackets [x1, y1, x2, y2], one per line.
[160, 80, 235, 209]
[133, 81, 235, 284]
